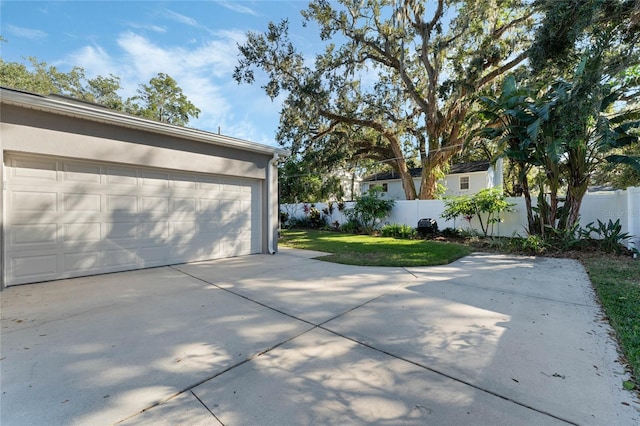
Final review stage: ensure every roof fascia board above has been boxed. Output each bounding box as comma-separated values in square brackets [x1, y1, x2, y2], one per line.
[1, 88, 288, 157]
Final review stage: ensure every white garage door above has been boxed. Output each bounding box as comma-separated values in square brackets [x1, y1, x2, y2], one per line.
[4, 154, 262, 286]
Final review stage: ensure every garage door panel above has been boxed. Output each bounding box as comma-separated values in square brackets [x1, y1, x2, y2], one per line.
[172, 198, 196, 213]
[172, 177, 197, 191]
[141, 170, 170, 188]
[11, 223, 58, 246]
[64, 222, 101, 243]
[105, 166, 138, 186]
[107, 194, 138, 209]
[198, 198, 220, 216]
[104, 249, 138, 268]
[103, 222, 138, 240]
[11, 157, 58, 181]
[64, 193, 101, 211]
[198, 175, 219, 190]
[5, 154, 262, 286]
[171, 221, 197, 236]
[63, 162, 102, 183]
[221, 239, 252, 257]
[13, 191, 57, 212]
[11, 254, 58, 279]
[139, 246, 171, 263]
[141, 196, 169, 212]
[64, 251, 101, 273]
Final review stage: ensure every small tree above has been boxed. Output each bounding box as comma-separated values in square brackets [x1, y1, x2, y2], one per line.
[345, 187, 395, 234]
[441, 188, 514, 237]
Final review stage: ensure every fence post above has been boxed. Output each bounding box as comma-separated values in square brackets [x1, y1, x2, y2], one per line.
[627, 187, 640, 252]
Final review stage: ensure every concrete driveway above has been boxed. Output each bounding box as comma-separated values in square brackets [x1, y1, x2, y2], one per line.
[1, 248, 638, 425]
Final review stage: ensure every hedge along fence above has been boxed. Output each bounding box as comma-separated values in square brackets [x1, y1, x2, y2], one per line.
[281, 186, 640, 250]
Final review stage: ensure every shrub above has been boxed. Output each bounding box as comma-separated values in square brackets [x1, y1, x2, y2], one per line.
[345, 187, 395, 234]
[308, 206, 327, 229]
[288, 216, 312, 228]
[380, 224, 417, 239]
[583, 219, 632, 254]
[340, 218, 362, 234]
[441, 188, 515, 237]
[440, 227, 461, 238]
[280, 210, 290, 227]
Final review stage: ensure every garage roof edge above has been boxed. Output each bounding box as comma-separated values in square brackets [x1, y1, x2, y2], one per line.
[1, 87, 289, 157]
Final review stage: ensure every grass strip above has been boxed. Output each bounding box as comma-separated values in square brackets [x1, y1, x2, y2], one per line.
[280, 229, 471, 267]
[582, 255, 640, 384]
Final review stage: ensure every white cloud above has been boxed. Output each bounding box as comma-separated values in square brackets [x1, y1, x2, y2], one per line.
[163, 9, 199, 27]
[216, 1, 259, 16]
[126, 22, 167, 33]
[58, 30, 280, 140]
[64, 45, 114, 75]
[116, 32, 180, 79]
[6, 25, 47, 40]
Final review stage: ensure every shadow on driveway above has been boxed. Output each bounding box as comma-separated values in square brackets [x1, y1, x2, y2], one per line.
[1, 250, 638, 425]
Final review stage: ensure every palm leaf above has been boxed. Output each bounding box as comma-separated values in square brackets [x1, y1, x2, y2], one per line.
[605, 155, 640, 172]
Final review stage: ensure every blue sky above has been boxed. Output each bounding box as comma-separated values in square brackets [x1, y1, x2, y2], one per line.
[1, 1, 322, 146]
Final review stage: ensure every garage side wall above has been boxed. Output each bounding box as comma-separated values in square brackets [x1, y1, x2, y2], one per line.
[1, 106, 271, 179]
[1, 141, 4, 289]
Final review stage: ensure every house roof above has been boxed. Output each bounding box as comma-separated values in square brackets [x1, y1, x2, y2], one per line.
[0, 86, 289, 157]
[362, 160, 491, 182]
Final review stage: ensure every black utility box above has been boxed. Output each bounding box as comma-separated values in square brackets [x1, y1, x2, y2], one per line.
[417, 218, 438, 237]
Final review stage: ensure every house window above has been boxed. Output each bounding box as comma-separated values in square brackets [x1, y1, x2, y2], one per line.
[459, 176, 470, 190]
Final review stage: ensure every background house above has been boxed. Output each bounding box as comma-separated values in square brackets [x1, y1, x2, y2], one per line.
[334, 168, 362, 201]
[360, 159, 504, 199]
[0, 87, 286, 288]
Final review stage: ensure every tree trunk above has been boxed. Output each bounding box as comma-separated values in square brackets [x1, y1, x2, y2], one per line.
[563, 146, 590, 229]
[397, 163, 418, 200]
[519, 165, 536, 234]
[419, 172, 439, 199]
[417, 145, 459, 199]
[389, 150, 417, 200]
[565, 175, 589, 229]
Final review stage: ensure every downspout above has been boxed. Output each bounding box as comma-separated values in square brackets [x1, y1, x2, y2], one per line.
[267, 153, 279, 254]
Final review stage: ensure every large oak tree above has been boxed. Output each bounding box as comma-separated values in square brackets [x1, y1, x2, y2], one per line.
[235, 0, 535, 199]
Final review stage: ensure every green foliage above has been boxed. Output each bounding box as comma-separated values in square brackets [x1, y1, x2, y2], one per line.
[308, 206, 327, 229]
[591, 142, 640, 188]
[345, 187, 395, 234]
[278, 156, 344, 203]
[0, 56, 199, 126]
[128, 73, 200, 125]
[279, 210, 290, 227]
[584, 256, 640, 384]
[477, 0, 640, 233]
[440, 227, 461, 238]
[380, 224, 417, 239]
[583, 219, 632, 254]
[542, 221, 585, 252]
[517, 234, 548, 254]
[339, 218, 362, 234]
[235, 0, 535, 199]
[441, 188, 515, 236]
[478, 69, 639, 234]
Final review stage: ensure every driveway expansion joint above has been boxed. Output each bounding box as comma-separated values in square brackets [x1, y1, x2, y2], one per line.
[191, 390, 224, 425]
[435, 278, 600, 308]
[318, 325, 579, 426]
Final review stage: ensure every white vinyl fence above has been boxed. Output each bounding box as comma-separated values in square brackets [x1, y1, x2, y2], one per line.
[281, 186, 640, 250]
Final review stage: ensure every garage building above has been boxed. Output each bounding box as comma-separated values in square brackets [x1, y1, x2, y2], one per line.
[0, 87, 286, 288]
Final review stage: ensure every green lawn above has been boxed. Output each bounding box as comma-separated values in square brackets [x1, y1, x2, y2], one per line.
[582, 255, 640, 386]
[279, 229, 471, 267]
